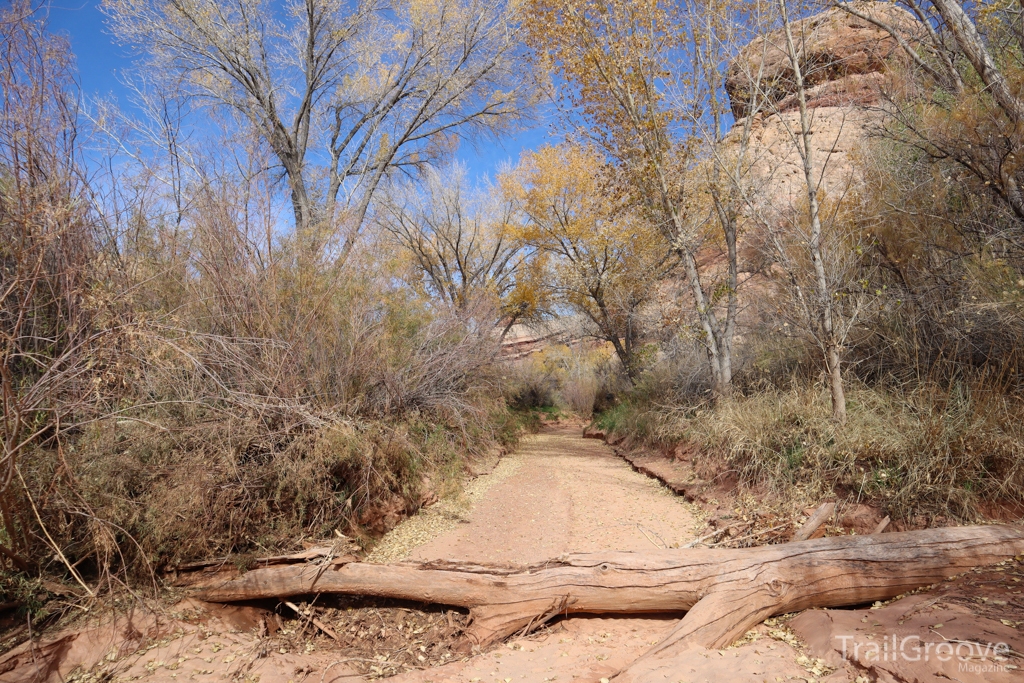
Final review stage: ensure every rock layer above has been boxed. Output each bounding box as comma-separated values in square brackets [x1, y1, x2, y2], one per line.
[721, 2, 922, 206]
[726, 1, 920, 117]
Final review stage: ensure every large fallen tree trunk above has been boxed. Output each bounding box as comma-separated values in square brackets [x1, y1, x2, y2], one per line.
[199, 525, 1024, 676]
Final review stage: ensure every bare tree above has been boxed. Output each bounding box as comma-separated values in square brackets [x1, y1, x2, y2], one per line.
[671, 0, 781, 398]
[376, 165, 540, 337]
[104, 0, 532, 261]
[780, 0, 846, 421]
[728, 0, 876, 422]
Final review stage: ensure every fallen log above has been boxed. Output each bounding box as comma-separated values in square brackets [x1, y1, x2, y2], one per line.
[198, 525, 1024, 669]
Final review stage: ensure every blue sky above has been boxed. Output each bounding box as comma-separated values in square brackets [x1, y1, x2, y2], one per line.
[45, 0, 552, 186]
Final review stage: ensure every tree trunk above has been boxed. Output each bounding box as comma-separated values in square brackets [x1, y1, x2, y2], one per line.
[826, 343, 847, 424]
[930, 0, 1024, 126]
[677, 245, 729, 400]
[198, 526, 1024, 670]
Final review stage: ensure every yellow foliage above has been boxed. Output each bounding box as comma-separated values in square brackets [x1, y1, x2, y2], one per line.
[504, 143, 669, 296]
[502, 143, 674, 377]
[521, 0, 681, 185]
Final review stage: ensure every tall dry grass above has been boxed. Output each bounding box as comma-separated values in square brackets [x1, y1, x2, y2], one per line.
[600, 379, 1024, 521]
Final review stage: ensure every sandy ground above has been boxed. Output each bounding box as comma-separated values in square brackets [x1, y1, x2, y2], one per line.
[408, 424, 701, 563]
[3, 424, 1023, 683]
[365, 425, 838, 683]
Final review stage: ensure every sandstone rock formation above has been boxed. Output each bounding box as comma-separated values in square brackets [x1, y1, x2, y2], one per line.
[721, 1, 922, 207]
[726, 1, 920, 117]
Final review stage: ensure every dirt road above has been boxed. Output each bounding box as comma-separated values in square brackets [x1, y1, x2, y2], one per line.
[411, 424, 700, 562]
[382, 424, 703, 683]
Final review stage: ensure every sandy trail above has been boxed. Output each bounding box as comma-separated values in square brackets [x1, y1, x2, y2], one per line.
[381, 423, 701, 683]
[381, 425, 844, 683]
[406, 424, 700, 564]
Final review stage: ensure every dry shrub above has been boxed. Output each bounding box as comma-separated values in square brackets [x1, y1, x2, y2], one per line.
[19, 396, 507, 574]
[504, 356, 559, 410]
[850, 121, 1024, 391]
[0, 235, 513, 580]
[0, 4, 129, 577]
[639, 381, 1024, 520]
[10, 286, 510, 573]
[504, 342, 625, 418]
[562, 375, 599, 417]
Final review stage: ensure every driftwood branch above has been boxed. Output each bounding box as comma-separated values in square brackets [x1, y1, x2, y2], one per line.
[791, 502, 835, 542]
[198, 524, 1024, 671]
[283, 600, 341, 641]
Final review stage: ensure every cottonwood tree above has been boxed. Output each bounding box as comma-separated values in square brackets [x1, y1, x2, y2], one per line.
[504, 144, 675, 381]
[523, 0, 756, 399]
[105, 0, 531, 262]
[376, 166, 546, 338]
